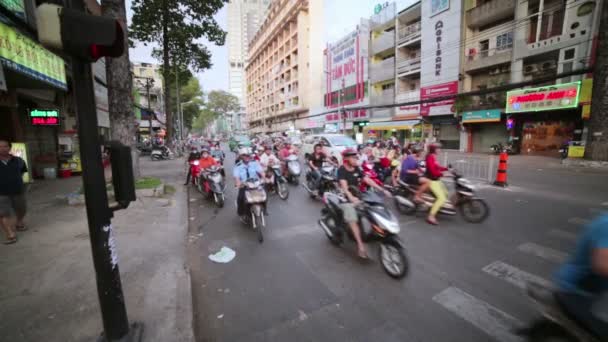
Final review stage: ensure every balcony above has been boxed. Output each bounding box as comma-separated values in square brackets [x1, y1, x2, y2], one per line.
[372, 31, 395, 55]
[465, 46, 513, 73]
[371, 89, 395, 106]
[370, 57, 395, 83]
[466, 0, 515, 29]
[370, 2, 396, 31]
[396, 90, 420, 103]
[396, 56, 421, 75]
[398, 22, 421, 46]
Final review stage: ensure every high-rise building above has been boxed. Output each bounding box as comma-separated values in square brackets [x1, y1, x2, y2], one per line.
[227, 0, 272, 104]
[246, 0, 325, 133]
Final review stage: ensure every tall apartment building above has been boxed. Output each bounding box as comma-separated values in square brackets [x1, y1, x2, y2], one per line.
[227, 0, 272, 104]
[369, 3, 397, 120]
[246, 0, 325, 133]
[460, 0, 601, 155]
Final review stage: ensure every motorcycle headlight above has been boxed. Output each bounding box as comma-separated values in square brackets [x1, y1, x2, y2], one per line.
[245, 189, 267, 203]
[371, 211, 400, 234]
[193, 160, 200, 165]
[209, 174, 222, 182]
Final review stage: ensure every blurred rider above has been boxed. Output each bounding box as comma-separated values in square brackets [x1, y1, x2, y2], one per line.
[425, 143, 449, 225]
[233, 148, 265, 217]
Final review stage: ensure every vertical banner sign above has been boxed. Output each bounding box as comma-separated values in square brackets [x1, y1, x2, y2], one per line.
[324, 19, 370, 123]
[420, 0, 461, 116]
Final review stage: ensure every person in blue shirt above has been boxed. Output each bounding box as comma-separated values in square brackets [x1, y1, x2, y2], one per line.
[233, 148, 265, 216]
[399, 146, 429, 203]
[554, 213, 608, 338]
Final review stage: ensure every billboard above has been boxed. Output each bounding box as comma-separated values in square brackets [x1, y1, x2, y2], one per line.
[506, 81, 581, 114]
[324, 19, 370, 120]
[420, 0, 461, 116]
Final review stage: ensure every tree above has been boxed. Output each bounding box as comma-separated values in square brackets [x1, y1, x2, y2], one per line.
[585, 0, 608, 161]
[192, 107, 219, 132]
[207, 90, 240, 117]
[179, 78, 205, 129]
[101, 0, 139, 176]
[129, 0, 227, 144]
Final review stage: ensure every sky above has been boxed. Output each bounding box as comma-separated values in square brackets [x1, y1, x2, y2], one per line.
[128, 0, 416, 93]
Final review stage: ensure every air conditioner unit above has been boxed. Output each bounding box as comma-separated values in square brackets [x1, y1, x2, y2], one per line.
[541, 60, 557, 70]
[523, 64, 539, 75]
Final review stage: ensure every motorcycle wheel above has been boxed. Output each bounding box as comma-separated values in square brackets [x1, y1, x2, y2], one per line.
[291, 176, 300, 186]
[459, 198, 490, 223]
[277, 182, 289, 200]
[322, 216, 342, 245]
[395, 196, 416, 216]
[214, 193, 225, 208]
[306, 179, 317, 198]
[252, 205, 264, 243]
[379, 239, 408, 279]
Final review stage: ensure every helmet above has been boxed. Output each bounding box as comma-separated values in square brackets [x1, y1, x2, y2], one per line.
[238, 147, 252, 156]
[341, 148, 358, 158]
[200, 147, 209, 154]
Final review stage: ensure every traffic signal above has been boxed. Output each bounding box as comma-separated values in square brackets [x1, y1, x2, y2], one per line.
[36, 4, 125, 62]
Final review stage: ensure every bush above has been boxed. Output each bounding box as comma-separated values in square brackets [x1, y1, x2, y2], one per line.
[135, 177, 162, 189]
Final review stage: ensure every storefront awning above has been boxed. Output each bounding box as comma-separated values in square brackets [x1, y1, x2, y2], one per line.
[461, 109, 502, 123]
[363, 120, 420, 131]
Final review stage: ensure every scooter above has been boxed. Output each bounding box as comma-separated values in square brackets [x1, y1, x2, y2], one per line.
[198, 165, 225, 208]
[559, 142, 570, 159]
[519, 282, 602, 342]
[393, 168, 490, 223]
[266, 163, 289, 200]
[151, 145, 174, 161]
[303, 163, 339, 199]
[188, 159, 202, 187]
[318, 191, 409, 279]
[240, 178, 268, 243]
[285, 154, 301, 185]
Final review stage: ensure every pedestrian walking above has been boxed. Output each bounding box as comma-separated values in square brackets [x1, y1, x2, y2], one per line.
[0, 138, 28, 244]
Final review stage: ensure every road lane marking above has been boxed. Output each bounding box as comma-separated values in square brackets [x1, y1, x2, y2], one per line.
[568, 217, 590, 226]
[548, 229, 577, 242]
[482, 261, 552, 290]
[433, 287, 524, 342]
[517, 242, 568, 264]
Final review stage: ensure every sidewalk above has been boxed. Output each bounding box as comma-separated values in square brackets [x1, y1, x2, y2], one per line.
[0, 158, 193, 342]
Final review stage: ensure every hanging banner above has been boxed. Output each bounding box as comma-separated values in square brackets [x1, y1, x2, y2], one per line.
[506, 81, 581, 114]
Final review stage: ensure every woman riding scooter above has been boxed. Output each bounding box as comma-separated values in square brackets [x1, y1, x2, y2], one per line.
[425, 143, 449, 226]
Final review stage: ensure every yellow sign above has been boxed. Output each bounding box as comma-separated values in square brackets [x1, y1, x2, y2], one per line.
[10, 142, 32, 183]
[580, 78, 593, 120]
[0, 21, 67, 89]
[568, 146, 585, 158]
[582, 104, 591, 120]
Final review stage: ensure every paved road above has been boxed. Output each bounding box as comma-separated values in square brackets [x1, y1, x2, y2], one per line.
[187, 148, 608, 342]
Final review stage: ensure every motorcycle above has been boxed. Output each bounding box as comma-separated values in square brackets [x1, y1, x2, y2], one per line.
[559, 142, 570, 159]
[519, 282, 602, 342]
[188, 159, 202, 187]
[240, 178, 268, 243]
[151, 145, 174, 161]
[491, 142, 518, 155]
[361, 162, 384, 192]
[266, 163, 289, 200]
[285, 154, 301, 185]
[393, 168, 490, 223]
[303, 163, 339, 199]
[198, 165, 225, 208]
[318, 191, 409, 279]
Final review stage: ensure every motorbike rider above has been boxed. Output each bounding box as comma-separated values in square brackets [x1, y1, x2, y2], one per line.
[197, 148, 219, 184]
[338, 148, 392, 259]
[425, 143, 449, 225]
[400, 146, 430, 203]
[279, 140, 298, 176]
[233, 148, 266, 217]
[306, 143, 333, 194]
[259, 146, 280, 184]
[183, 147, 201, 185]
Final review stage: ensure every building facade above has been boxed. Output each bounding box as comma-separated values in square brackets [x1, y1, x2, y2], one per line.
[246, 0, 324, 134]
[227, 0, 272, 104]
[132, 62, 165, 138]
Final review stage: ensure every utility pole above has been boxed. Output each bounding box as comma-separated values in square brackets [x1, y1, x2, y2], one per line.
[134, 76, 154, 140]
[585, 0, 608, 161]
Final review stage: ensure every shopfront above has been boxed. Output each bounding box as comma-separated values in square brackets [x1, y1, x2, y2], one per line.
[462, 109, 510, 153]
[505, 81, 584, 156]
[363, 120, 420, 144]
[0, 19, 68, 179]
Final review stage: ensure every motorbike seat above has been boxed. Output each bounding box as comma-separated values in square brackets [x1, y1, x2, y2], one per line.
[398, 180, 418, 190]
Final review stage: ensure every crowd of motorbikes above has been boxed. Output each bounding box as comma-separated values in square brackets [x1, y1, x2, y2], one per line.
[180, 137, 604, 341]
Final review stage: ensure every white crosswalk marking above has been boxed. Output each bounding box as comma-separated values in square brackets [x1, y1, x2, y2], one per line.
[568, 217, 590, 226]
[433, 287, 524, 342]
[482, 261, 552, 290]
[548, 229, 578, 242]
[517, 242, 568, 263]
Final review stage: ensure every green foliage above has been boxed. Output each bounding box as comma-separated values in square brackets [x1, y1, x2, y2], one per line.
[206, 90, 240, 116]
[167, 70, 204, 129]
[192, 107, 219, 131]
[135, 177, 162, 189]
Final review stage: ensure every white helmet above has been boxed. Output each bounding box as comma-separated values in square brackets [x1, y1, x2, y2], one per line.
[238, 147, 252, 156]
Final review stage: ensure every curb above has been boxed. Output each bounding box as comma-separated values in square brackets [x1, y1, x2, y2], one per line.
[561, 158, 608, 168]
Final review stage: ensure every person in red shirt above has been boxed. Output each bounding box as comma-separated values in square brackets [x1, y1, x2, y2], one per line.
[198, 148, 218, 170]
[279, 141, 298, 176]
[425, 143, 449, 225]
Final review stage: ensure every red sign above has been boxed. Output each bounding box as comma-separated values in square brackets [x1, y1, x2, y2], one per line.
[506, 82, 581, 113]
[420, 81, 458, 116]
[31, 116, 60, 126]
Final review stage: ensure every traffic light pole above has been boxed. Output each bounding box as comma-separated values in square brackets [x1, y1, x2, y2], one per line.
[69, 0, 142, 341]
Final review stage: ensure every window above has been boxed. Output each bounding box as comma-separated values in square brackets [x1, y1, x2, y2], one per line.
[479, 40, 489, 56]
[496, 32, 513, 51]
[564, 48, 575, 60]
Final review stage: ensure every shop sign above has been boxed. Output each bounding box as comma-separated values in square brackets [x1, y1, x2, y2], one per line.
[420, 81, 458, 116]
[0, 0, 26, 20]
[461, 109, 501, 123]
[506, 81, 581, 114]
[579, 78, 593, 120]
[29, 108, 60, 126]
[568, 146, 585, 158]
[0, 22, 67, 90]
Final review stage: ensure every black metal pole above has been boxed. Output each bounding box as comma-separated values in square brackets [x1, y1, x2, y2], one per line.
[69, 1, 131, 340]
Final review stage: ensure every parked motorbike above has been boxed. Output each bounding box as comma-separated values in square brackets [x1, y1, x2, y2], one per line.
[559, 142, 570, 159]
[491, 142, 518, 155]
[240, 178, 268, 243]
[285, 154, 301, 185]
[198, 165, 225, 208]
[393, 169, 490, 223]
[303, 163, 339, 199]
[518, 282, 601, 342]
[267, 164, 289, 200]
[151, 145, 174, 161]
[318, 191, 408, 279]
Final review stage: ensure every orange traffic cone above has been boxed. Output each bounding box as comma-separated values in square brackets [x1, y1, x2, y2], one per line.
[494, 152, 508, 187]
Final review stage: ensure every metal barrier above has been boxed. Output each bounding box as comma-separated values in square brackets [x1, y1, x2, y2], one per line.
[441, 152, 498, 183]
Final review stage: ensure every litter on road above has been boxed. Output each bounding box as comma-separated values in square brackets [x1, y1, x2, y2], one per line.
[209, 246, 236, 263]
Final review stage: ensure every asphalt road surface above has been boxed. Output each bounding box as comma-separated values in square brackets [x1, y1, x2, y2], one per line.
[187, 147, 608, 342]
